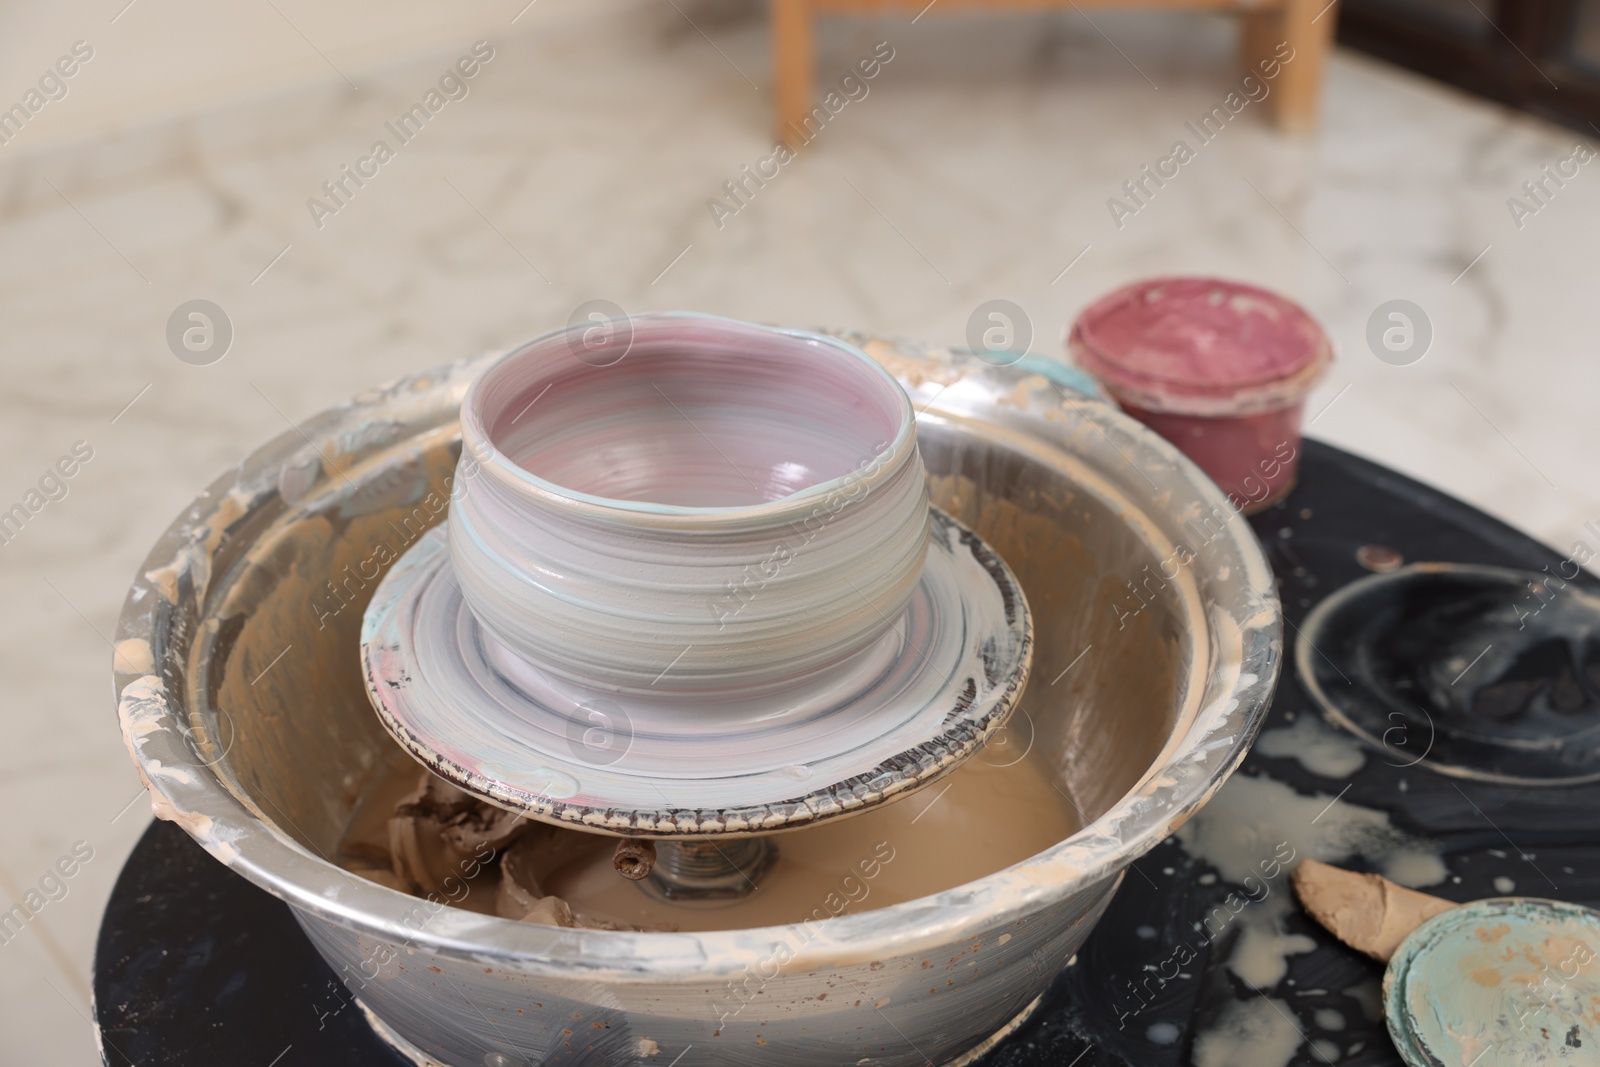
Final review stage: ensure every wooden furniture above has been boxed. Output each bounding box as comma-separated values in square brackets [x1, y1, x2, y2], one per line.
[1339, 0, 1600, 135]
[771, 0, 1340, 146]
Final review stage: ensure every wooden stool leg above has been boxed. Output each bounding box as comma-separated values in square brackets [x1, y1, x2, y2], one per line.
[1239, 9, 1281, 84]
[773, 0, 815, 149]
[1241, 0, 1338, 134]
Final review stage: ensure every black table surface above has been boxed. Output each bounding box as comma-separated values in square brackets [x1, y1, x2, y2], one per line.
[94, 440, 1600, 1066]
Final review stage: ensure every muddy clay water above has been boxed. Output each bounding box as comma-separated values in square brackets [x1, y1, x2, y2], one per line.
[339, 748, 1078, 932]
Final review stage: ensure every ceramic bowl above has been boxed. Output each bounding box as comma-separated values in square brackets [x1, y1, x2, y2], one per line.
[451, 314, 930, 694]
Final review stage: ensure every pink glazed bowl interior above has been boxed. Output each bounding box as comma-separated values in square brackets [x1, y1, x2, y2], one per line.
[472, 315, 907, 509]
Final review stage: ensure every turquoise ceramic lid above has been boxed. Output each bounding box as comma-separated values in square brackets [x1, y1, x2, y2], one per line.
[1385, 897, 1600, 1066]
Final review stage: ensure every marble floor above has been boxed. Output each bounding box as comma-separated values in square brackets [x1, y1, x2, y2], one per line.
[2, 1, 1598, 1063]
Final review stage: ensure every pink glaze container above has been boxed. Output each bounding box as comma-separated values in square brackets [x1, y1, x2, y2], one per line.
[1068, 277, 1331, 513]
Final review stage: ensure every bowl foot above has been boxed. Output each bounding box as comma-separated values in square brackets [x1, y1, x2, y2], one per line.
[942, 993, 1046, 1067]
[357, 992, 1048, 1067]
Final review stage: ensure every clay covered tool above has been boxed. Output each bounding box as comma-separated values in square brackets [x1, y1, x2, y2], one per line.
[1294, 859, 1600, 1065]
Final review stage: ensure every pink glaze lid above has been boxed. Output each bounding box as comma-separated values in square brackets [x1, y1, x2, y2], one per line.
[1068, 276, 1331, 417]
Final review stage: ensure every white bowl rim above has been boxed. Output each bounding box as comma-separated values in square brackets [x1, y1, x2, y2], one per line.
[457, 312, 919, 526]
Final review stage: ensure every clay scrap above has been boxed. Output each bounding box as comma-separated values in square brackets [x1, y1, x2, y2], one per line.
[340, 766, 658, 931]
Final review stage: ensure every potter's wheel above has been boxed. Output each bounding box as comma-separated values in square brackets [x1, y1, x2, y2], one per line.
[109, 322, 1281, 1067]
[97, 441, 1600, 1066]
